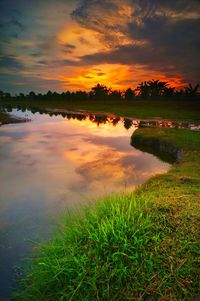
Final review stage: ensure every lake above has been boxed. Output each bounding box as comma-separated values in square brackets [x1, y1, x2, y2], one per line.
[0, 109, 171, 300]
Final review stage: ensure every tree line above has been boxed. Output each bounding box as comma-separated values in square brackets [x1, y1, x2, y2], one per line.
[0, 80, 199, 101]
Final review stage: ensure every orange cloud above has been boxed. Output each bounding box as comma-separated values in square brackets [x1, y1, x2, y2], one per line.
[57, 22, 105, 58]
[59, 63, 186, 91]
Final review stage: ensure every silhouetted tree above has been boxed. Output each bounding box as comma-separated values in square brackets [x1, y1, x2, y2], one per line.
[29, 91, 36, 98]
[136, 81, 149, 98]
[124, 118, 133, 129]
[3, 92, 11, 99]
[163, 87, 175, 97]
[1, 80, 199, 104]
[147, 80, 168, 97]
[0, 91, 4, 99]
[174, 88, 184, 97]
[109, 90, 123, 99]
[47, 90, 53, 98]
[136, 80, 169, 98]
[75, 91, 88, 100]
[111, 117, 120, 126]
[124, 88, 135, 100]
[184, 83, 199, 97]
[90, 83, 111, 98]
[19, 93, 25, 98]
[52, 91, 59, 98]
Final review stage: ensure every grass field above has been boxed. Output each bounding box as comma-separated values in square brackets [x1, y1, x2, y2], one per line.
[1, 98, 200, 121]
[13, 127, 200, 301]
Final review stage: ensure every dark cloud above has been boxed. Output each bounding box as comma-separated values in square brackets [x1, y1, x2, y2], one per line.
[63, 43, 76, 49]
[9, 18, 24, 30]
[96, 72, 105, 76]
[37, 60, 48, 65]
[31, 52, 43, 57]
[61, 59, 80, 66]
[0, 8, 25, 40]
[62, 43, 76, 54]
[0, 55, 23, 69]
[0, 72, 61, 94]
[72, 0, 200, 83]
[84, 76, 94, 79]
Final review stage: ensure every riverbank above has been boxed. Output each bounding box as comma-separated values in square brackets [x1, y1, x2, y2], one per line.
[14, 127, 200, 301]
[0, 112, 29, 126]
[1, 98, 200, 121]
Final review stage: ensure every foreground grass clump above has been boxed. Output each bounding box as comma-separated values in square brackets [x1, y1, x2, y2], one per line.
[14, 128, 200, 301]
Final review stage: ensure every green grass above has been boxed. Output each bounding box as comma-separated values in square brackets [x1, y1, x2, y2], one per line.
[1, 97, 200, 121]
[0, 111, 28, 125]
[14, 127, 200, 301]
[0, 111, 13, 124]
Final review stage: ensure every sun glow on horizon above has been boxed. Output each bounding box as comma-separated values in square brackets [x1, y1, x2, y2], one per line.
[1, 0, 198, 94]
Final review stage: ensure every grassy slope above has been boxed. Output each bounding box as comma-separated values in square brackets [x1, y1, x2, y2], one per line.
[1, 98, 200, 120]
[0, 112, 13, 124]
[0, 111, 28, 125]
[14, 128, 200, 301]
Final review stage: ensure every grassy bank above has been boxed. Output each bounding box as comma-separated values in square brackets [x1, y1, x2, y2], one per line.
[1, 98, 200, 121]
[0, 111, 28, 125]
[0, 112, 15, 124]
[14, 128, 200, 301]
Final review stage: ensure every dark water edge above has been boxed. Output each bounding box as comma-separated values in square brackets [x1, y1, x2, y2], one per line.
[131, 134, 184, 164]
[1, 104, 200, 131]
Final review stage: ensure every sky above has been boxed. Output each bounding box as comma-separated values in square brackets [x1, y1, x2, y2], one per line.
[0, 0, 200, 94]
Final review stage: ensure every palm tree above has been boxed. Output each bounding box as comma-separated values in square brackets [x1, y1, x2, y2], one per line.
[184, 83, 199, 97]
[136, 80, 168, 98]
[147, 80, 168, 97]
[163, 87, 175, 97]
[90, 83, 111, 99]
[136, 81, 149, 98]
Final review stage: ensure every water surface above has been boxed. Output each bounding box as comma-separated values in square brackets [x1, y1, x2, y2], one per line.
[0, 110, 171, 299]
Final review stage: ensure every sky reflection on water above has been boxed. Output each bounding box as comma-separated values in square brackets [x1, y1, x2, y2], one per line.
[0, 110, 170, 299]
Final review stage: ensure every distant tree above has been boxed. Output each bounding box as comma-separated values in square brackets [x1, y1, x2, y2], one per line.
[61, 91, 71, 100]
[90, 83, 111, 98]
[124, 88, 135, 100]
[29, 91, 36, 98]
[4, 92, 11, 99]
[174, 88, 185, 97]
[52, 91, 59, 97]
[124, 118, 133, 129]
[163, 87, 175, 97]
[19, 93, 25, 98]
[75, 91, 88, 100]
[136, 80, 169, 98]
[89, 114, 107, 125]
[184, 83, 199, 97]
[111, 117, 120, 126]
[46, 90, 53, 97]
[148, 80, 168, 97]
[109, 90, 123, 99]
[136, 81, 149, 98]
[0, 91, 4, 99]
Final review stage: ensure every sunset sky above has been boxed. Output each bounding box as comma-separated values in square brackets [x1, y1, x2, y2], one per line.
[0, 0, 200, 94]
